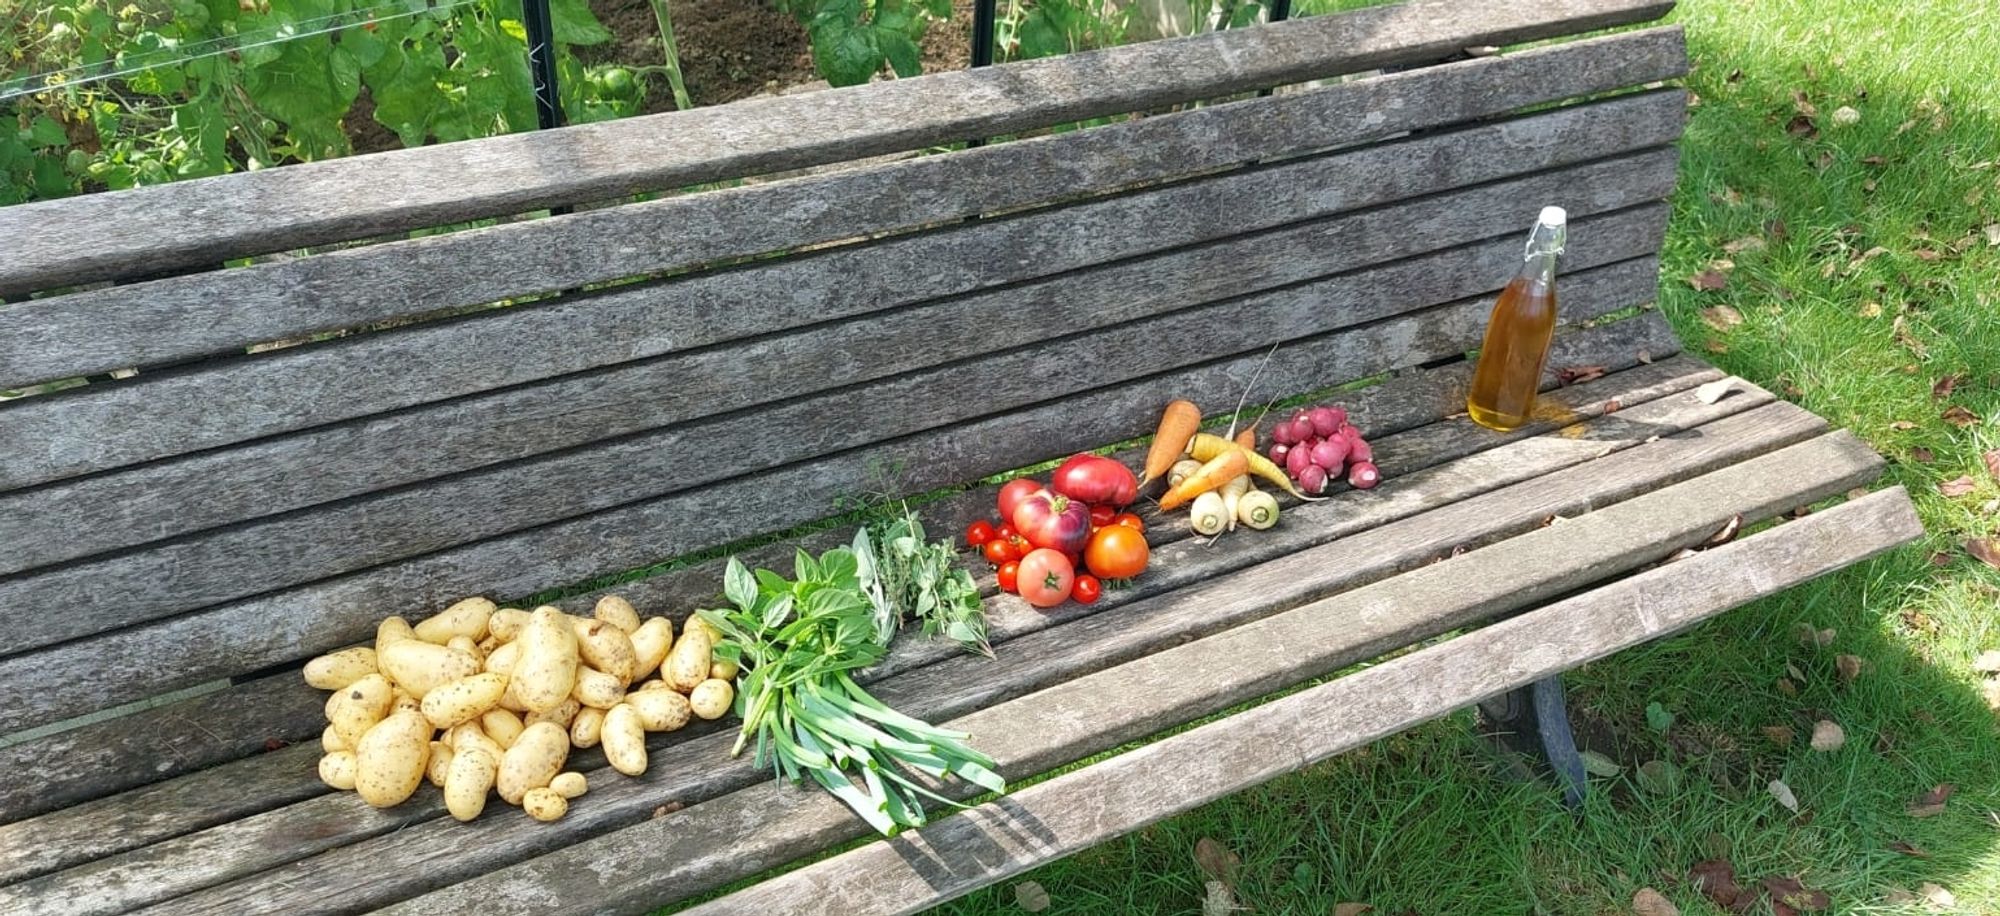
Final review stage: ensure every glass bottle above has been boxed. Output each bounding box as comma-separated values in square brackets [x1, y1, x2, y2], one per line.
[1467, 207, 1566, 431]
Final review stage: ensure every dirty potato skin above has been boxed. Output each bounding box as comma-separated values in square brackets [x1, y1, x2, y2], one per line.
[496, 722, 569, 805]
[354, 710, 431, 808]
[444, 748, 499, 822]
[512, 607, 581, 713]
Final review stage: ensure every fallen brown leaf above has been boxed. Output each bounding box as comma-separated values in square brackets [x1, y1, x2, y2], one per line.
[1696, 379, 1738, 404]
[1777, 677, 1798, 696]
[1194, 837, 1240, 886]
[1557, 365, 1609, 386]
[1791, 90, 1817, 116]
[1857, 301, 1883, 318]
[1933, 374, 1965, 400]
[1762, 876, 1831, 914]
[1970, 539, 2000, 570]
[1942, 405, 1981, 427]
[1831, 105, 1860, 126]
[1940, 476, 1977, 497]
[1908, 784, 1955, 818]
[1707, 514, 1744, 545]
[1691, 271, 1732, 293]
[1762, 724, 1796, 746]
[1984, 449, 2000, 483]
[1913, 248, 1944, 261]
[1918, 882, 1956, 908]
[1890, 840, 1931, 858]
[1690, 860, 1752, 912]
[1786, 114, 1818, 138]
[1014, 880, 1051, 912]
[1723, 236, 1767, 255]
[1201, 880, 1235, 916]
[1333, 905, 1373, 916]
[1893, 316, 1929, 357]
[1705, 339, 1730, 354]
[1633, 887, 1680, 916]
[1891, 420, 1919, 431]
[1984, 224, 2000, 247]
[1911, 447, 1935, 464]
[1810, 720, 1846, 751]
[1837, 654, 1864, 684]
[1862, 154, 1887, 165]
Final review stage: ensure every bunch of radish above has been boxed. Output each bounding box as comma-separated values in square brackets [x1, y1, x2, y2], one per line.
[1267, 404, 1380, 495]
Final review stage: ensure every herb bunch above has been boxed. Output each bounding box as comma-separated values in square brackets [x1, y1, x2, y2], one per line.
[856, 503, 990, 656]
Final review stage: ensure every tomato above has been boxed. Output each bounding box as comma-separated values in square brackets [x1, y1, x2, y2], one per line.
[982, 539, 1019, 565]
[997, 523, 1018, 542]
[996, 561, 1020, 594]
[1011, 489, 1092, 555]
[965, 520, 996, 547]
[1089, 503, 1117, 528]
[1112, 512, 1146, 533]
[1049, 454, 1139, 508]
[1016, 549, 1075, 608]
[1072, 574, 1102, 604]
[997, 479, 1045, 524]
[1084, 525, 1149, 580]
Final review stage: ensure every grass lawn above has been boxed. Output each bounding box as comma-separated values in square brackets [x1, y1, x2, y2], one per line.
[923, 1, 2000, 913]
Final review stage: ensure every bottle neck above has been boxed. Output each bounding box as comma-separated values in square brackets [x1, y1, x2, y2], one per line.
[1516, 219, 1564, 285]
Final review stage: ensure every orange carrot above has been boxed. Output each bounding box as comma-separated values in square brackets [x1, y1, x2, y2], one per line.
[1234, 424, 1257, 451]
[1189, 433, 1319, 501]
[1140, 399, 1202, 487]
[1158, 448, 1247, 511]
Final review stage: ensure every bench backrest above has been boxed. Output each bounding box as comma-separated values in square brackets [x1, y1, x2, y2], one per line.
[0, 0, 1685, 745]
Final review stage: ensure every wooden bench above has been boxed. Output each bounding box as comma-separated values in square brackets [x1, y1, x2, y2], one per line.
[0, 1, 1923, 913]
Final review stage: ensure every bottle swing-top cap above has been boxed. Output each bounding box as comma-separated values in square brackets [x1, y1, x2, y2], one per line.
[1525, 206, 1567, 259]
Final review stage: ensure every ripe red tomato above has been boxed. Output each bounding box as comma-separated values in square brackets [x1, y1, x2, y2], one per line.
[982, 539, 1019, 565]
[1011, 490, 1093, 555]
[965, 520, 996, 547]
[1084, 525, 1149, 580]
[996, 523, 1018, 542]
[997, 479, 1045, 524]
[1112, 512, 1146, 533]
[1072, 574, 1102, 604]
[1049, 454, 1139, 508]
[996, 561, 1020, 594]
[1089, 503, 1117, 528]
[1016, 549, 1075, 608]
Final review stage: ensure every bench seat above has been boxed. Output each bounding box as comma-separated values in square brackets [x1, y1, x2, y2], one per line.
[0, 0, 1921, 912]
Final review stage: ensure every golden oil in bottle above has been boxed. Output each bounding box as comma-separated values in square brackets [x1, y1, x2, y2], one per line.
[1468, 207, 1566, 431]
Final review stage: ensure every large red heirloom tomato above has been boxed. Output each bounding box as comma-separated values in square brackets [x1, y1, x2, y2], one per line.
[1049, 454, 1138, 508]
[1010, 488, 1092, 556]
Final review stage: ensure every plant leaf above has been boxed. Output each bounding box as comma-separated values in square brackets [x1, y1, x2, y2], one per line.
[1646, 702, 1676, 734]
[1633, 887, 1680, 916]
[1769, 779, 1800, 812]
[1579, 750, 1623, 777]
[1907, 783, 1954, 817]
[1809, 720, 1846, 751]
[1193, 837, 1241, 887]
[1968, 539, 2000, 570]
[1940, 476, 1978, 497]
[1013, 881, 1050, 912]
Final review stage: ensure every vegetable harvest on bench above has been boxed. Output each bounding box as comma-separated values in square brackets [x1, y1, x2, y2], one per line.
[0, 0, 1922, 914]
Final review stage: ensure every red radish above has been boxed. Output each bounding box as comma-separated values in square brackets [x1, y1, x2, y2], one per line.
[1348, 461, 1381, 489]
[1323, 406, 1349, 430]
[1347, 438, 1374, 464]
[1298, 464, 1329, 495]
[1309, 437, 1349, 470]
[1272, 420, 1299, 446]
[1286, 415, 1316, 445]
[1307, 406, 1341, 438]
[1285, 443, 1312, 478]
[1269, 442, 1291, 466]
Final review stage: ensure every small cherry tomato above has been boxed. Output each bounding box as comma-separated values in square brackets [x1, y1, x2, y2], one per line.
[1010, 534, 1031, 553]
[965, 520, 996, 547]
[1089, 503, 1117, 528]
[1072, 574, 1102, 604]
[997, 523, 1018, 542]
[996, 561, 1020, 593]
[982, 539, 1019, 565]
[1112, 512, 1146, 532]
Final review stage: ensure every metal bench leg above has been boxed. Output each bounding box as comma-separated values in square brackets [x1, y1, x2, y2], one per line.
[1478, 674, 1588, 810]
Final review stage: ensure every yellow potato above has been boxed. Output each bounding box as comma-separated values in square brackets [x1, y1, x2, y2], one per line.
[569, 706, 606, 749]
[426, 741, 455, 788]
[484, 640, 522, 676]
[375, 616, 416, 655]
[420, 672, 509, 729]
[512, 607, 580, 713]
[525, 698, 580, 730]
[682, 615, 721, 644]
[522, 786, 568, 822]
[444, 748, 499, 822]
[550, 772, 588, 799]
[354, 710, 431, 808]
[446, 635, 483, 661]
[497, 679, 530, 713]
[488, 608, 531, 643]
[593, 595, 641, 634]
[303, 646, 378, 690]
[318, 751, 359, 791]
[571, 667, 626, 710]
[390, 689, 423, 716]
[665, 628, 712, 693]
[625, 688, 691, 732]
[636, 678, 667, 693]
[378, 640, 482, 699]
[322, 724, 352, 755]
[688, 678, 735, 721]
[480, 709, 526, 749]
[572, 618, 639, 684]
[476, 635, 501, 656]
[628, 618, 674, 683]
[415, 597, 497, 644]
[328, 673, 394, 749]
[709, 657, 740, 681]
[447, 722, 504, 762]
[497, 722, 569, 805]
[601, 704, 648, 776]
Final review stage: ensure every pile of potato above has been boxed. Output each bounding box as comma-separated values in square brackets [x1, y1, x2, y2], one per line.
[305, 595, 735, 822]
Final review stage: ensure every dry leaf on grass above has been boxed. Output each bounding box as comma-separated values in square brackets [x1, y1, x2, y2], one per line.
[1700, 306, 1742, 331]
[1982, 449, 2000, 483]
[1941, 405, 1981, 428]
[1201, 880, 1236, 916]
[1691, 271, 1732, 293]
[1918, 882, 1956, 908]
[1014, 881, 1051, 912]
[1891, 315, 1927, 357]
[1769, 779, 1800, 812]
[1696, 379, 1738, 404]
[1762, 724, 1796, 746]
[1762, 876, 1831, 914]
[1557, 365, 1609, 386]
[1633, 887, 1680, 916]
[1933, 374, 1965, 400]
[1831, 105, 1860, 126]
[1908, 784, 1955, 818]
[1940, 476, 1978, 497]
[1889, 840, 1931, 858]
[1911, 447, 1936, 464]
[1837, 654, 1864, 683]
[1810, 720, 1846, 751]
[1333, 905, 1373, 916]
[1857, 301, 1884, 318]
[1968, 539, 2000, 571]
[1690, 859, 1751, 912]
[1891, 420, 1919, 431]
[1723, 236, 1767, 254]
[1193, 837, 1240, 886]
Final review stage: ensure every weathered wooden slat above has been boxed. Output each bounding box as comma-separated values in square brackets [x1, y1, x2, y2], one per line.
[0, 28, 1689, 392]
[358, 436, 1899, 916]
[0, 254, 1668, 733]
[0, 318, 1684, 841]
[23, 384, 1836, 916]
[0, 0, 1674, 300]
[0, 188, 1678, 651]
[0, 92, 1685, 501]
[681, 490, 1923, 916]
